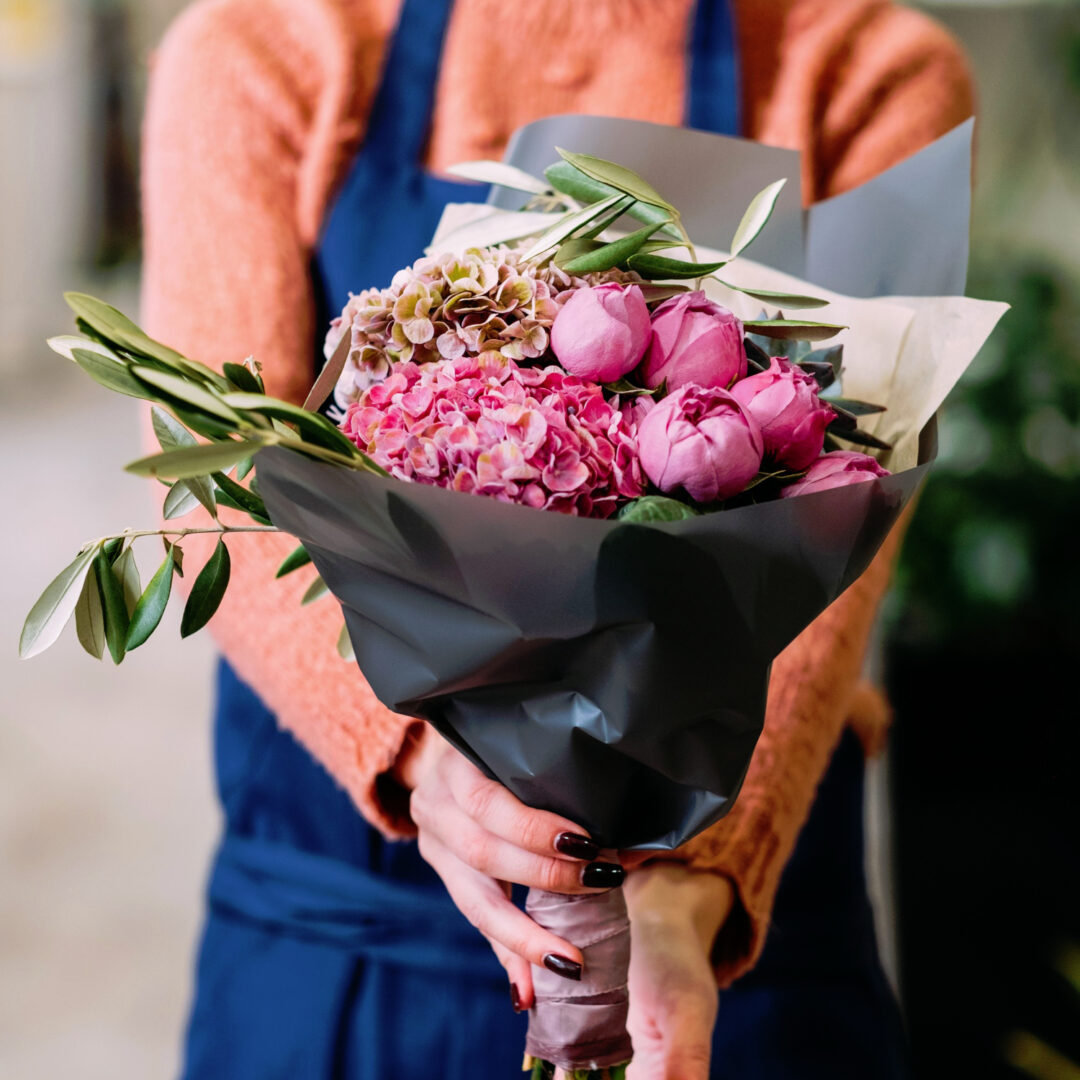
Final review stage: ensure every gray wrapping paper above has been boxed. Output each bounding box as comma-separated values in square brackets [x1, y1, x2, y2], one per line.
[256, 420, 934, 852]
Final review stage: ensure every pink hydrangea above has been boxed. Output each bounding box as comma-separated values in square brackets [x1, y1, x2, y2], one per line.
[340, 354, 644, 517]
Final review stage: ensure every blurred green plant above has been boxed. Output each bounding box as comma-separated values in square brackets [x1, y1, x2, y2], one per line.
[888, 256, 1080, 653]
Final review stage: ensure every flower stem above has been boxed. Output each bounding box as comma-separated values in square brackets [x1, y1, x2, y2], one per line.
[79, 524, 280, 553]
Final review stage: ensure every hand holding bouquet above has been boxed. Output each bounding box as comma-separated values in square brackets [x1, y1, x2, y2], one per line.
[22, 145, 1005, 1079]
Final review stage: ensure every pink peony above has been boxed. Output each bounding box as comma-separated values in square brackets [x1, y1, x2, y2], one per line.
[639, 291, 746, 392]
[779, 450, 890, 498]
[637, 384, 764, 503]
[550, 282, 651, 383]
[729, 357, 834, 470]
[340, 354, 643, 517]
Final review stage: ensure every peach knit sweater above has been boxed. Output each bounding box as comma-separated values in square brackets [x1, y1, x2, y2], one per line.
[140, 0, 972, 986]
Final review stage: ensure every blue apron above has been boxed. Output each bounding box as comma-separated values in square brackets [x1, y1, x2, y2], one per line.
[179, 1, 908, 1076]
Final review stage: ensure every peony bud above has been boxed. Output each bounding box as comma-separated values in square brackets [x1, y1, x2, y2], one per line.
[639, 291, 746, 392]
[637, 384, 764, 503]
[729, 357, 834, 470]
[550, 282, 651, 383]
[779, 450, 889, 498]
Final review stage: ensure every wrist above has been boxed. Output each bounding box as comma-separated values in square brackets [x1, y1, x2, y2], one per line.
[624, 860, 734, 956]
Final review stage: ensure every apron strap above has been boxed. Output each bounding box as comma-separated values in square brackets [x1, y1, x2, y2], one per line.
[362, 0, 457, 170]
[686, 0, 741, 136]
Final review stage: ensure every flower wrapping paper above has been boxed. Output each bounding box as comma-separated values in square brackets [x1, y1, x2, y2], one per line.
[257, 125, 1006, 851]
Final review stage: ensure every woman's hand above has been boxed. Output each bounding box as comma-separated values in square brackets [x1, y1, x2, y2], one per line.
[623, 861, 733, 1080]
[400, 725, 626, 1007]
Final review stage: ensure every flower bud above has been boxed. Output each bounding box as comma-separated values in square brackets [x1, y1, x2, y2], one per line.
[779, 450, 889, 498]
[640, 291, 745, 392]
[550, 282, 651, 383]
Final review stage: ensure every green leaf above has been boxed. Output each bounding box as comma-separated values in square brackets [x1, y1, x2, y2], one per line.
[163, 481, 202, 520]
[223, 362, 264, 394]
[95, 549, 130, 665]
[235, 455, 255, 482]
[113, 547, 142, 618]
[544, 161, 681, 240]
[828, 397, 886, 417]
[602, 378, 660, 397]
[580, 195, 637, 239]
[212, 471, 269, 521]
[74, 567, 106, 660]
[20, 545, 102, 659]
[742, 319, 847, 341]
[275, 544, 312, 578]
[218, 392, 357, 456]
[103, 538, 123, 563]
[518, 192, 624, 262]
[617, 496, 701, 523]
[443, 160, 549, 194]
[714, 280, 829, 309]
[626, 252, 729, 280]
[553, 237, 605, 268]
[301, 575, 329, 605]
[165, 538, 185, 578]
[153, 408, 217, 517]
[555, 148, 674, 211]
[131, 367, 241, 423]
[125, 547, 176, 650]
[125, 438, 268, 480]
[70, 347, 149, 399]
[337, 622, 355, 663]
[828, 425, 892, 451]
[180, 539, 231, 638]
[730, 179, 787, 258]
[561, 223, 662, 274]
[151, 405, 196, 450]
[639, 284, 690, 305]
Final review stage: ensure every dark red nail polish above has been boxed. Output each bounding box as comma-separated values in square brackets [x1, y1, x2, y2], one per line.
[582, 861, 625, 888]
[543, 953, 582, 981]
[554, 831, 599, 860]
[510, 982, 523, 1013]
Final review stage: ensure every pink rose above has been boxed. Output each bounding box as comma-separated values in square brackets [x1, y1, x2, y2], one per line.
[637, 384, 764, 503]
[729, 357, 834, 470]
[640, 291, 746, 392]
[779, 450, 890, 498]
[550, 282, 651, 383]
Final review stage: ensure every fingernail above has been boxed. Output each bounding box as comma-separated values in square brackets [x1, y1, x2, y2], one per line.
[510, 982, 523, 1013]
[543, 953, 583, 981]
[554, 831, 599, 860]
[582, 861, 625, 888]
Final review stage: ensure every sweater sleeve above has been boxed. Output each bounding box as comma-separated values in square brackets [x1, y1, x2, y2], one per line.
[140, 0, 420, 838]
[643, 2, 975, 988]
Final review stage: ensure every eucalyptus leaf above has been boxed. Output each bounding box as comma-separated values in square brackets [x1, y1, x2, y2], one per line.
[626, 252, 729, 280]
[19, 544, 102, 659]
[131, 367, 241, 423]
[742, 319, 847, 342]
[444, 160, 549, 195]
[180, 539, 231, 638]
[113, 547, 142, 618]
[544, 161, 682, 240]
[275, 544, 312, 578]
[518, 193, 624, 263]
[301, 575, 329, 605]
[617, 496, 700, 523]
[730, 179, 787, 258]
[74, 566, 106, 660]
[337, 622, 356, 663]
[561, 223, 661, 274]
[95, 549, 130, 664]
[126, 547, 176, 650]
[715, 280, 829, 309]
[125, 438, 268, 480]
[70, 348, 149, 399]
[555, 148, 674, 211]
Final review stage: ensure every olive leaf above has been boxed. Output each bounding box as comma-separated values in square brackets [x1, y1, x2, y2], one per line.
[153, 408, 217, 517]
[730, 179, 787, 258]
[95, 548, 130, 665]
[180, 539, 231, 638]
[113, 547, 142, 618]
[337, 622, 356, 663]
[715, 281, 829, 309]
[301, 575, 329, 605]
[275, 544, 312, 578]
[212, 471, 270, 523]
[218, 392, 357, 456]
[20, 543, 102, 659]
[125, 547, 177, 651]
[74, 567, 107, 660]
[131, 367, 241, 424]
[555, 148, 674, 212]
[519, 192, 624, 262]
[560, 223, 662, 275]
[444, 160, 550, 195]
[125, 437, 269, 480]
[222, 362, 264, 394]
[70, 348, 149, 399]
[626, 252, 729, 279]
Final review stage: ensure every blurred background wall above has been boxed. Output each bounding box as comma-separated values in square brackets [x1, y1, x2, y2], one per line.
[0, 2, 1076, 1078]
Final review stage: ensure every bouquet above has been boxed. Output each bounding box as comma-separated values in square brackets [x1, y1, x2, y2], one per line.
[22, 136, 1005, 1079]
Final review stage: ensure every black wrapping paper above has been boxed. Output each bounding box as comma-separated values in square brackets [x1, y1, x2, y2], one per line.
[256, 419, 934, 851]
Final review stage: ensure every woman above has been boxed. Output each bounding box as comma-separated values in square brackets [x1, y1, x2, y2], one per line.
[141, 1, 972, 1076]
